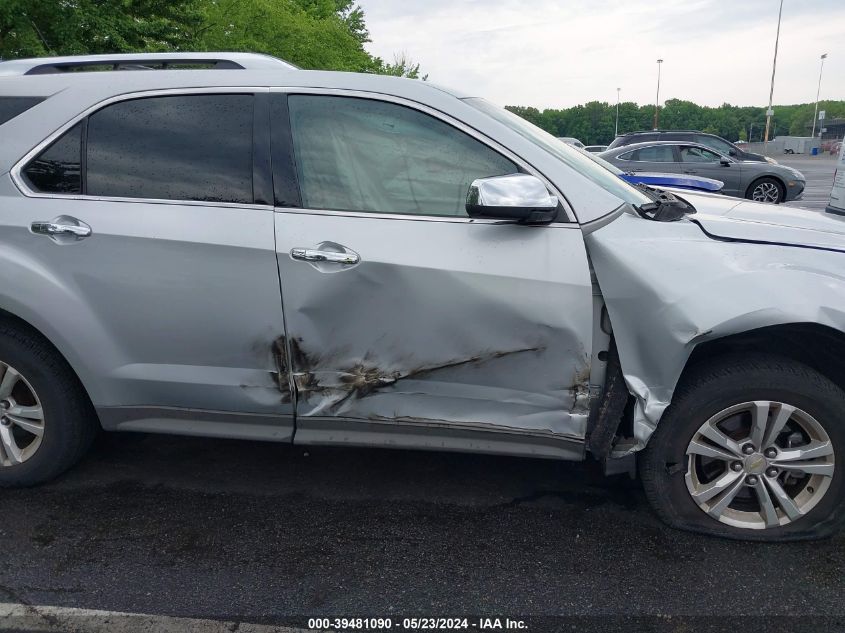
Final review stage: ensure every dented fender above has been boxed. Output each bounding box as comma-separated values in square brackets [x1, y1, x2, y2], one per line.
[586, 209, 845, 453]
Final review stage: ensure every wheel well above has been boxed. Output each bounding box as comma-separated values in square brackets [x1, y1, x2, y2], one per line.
[683, 323, 845, 391]
[0, 307, 100, 425]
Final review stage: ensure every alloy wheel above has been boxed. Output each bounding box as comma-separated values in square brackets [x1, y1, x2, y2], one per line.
[751, 181, 781, 203]
[685, 401, 835, 530]
[0, 361, 45, 467]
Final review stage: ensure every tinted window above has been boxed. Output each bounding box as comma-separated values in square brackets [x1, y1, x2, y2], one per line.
[631, 145, 675, 162]
[87, 94, 254, 203]
[630, 133, 659, 144]
[659, 133, 691, 142]
[23, 123, 82, 194]
[0, 97, 44, 126]
[680, 146, 721, 162]
[617, 150, 636, 161]
[695, 135, 733, 155]
[287, 95, 517, 216]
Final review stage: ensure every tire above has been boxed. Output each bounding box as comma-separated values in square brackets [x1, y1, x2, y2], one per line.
[746, 177, 785, 204]
[640, 354, 845, 541]
[0, 322, 98, 487]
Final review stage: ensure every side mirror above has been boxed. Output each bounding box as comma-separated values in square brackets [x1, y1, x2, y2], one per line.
[466, 174, 558, 224]
[720, 157, 732, 166]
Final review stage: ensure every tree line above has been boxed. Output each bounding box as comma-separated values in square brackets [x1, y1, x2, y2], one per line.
[2, 0, 840, 142]
[0, 0, 424, 77]
[506, 98, 845, 146]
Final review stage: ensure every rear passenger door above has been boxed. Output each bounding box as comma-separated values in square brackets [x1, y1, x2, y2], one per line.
[7, 90, 293, 436]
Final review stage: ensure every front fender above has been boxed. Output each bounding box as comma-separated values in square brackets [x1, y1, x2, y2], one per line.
[585, 211, 845, 451]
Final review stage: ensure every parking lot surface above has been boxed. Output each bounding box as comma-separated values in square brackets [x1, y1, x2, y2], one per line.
[778, 153, 837, 211]
[1, 433, 844, 629]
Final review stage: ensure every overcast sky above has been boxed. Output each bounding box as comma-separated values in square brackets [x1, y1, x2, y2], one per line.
[360, 0, 844, 110]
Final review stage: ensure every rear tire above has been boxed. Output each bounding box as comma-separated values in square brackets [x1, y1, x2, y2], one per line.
[640, 355, 845, 541]
[0, 323, 98, 487]
[746, 177, 785, 204]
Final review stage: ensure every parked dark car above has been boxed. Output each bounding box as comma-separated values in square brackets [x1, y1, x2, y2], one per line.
[576, 146, 723, 192]
[608, 130, 774, 164]
[600, 141, 805, 203]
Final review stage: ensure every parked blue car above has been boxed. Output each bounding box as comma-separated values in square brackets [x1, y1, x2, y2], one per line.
[576, 146, 724, 193]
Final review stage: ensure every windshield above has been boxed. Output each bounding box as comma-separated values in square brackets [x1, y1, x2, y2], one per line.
[465, 98, 651, 206]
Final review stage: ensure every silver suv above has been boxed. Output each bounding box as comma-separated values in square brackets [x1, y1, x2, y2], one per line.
[1, 53, 844, 541]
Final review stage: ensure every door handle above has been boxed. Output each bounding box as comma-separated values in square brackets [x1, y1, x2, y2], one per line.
[290, 247, 359, 265]
[31, 215, 92, 241]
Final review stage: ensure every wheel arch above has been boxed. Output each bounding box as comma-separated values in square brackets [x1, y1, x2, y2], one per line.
[682, 323, 845, 392]
[0, 306, 101, 427]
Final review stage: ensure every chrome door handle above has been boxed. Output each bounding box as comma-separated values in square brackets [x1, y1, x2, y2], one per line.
[290, 248, 359, 265]
[31, 215, 92, 241]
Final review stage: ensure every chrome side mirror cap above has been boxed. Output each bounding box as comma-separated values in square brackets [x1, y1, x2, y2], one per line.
[466, 174, 559, 224]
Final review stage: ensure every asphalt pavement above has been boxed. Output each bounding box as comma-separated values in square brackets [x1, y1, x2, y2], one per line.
[778, 153, 837, 211]
[1, 432, 844, 631]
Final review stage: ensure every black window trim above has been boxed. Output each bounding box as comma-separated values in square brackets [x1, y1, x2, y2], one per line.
[11, 87, 274, 211]
[268, 87, 576, 224]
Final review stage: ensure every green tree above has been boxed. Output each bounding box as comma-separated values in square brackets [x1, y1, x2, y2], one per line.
[0, 0, 202, 59]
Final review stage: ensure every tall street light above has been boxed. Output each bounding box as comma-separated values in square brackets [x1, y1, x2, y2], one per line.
[653, 59, 663, 130]
[812, 53, 828, 138]
[615, 87, 620, 137]
[764, 0, 784, 152]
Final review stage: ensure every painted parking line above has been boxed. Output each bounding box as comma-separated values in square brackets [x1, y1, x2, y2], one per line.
[0, 603, 305, 633]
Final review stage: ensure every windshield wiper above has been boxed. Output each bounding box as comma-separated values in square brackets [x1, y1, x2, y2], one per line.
[634, 190, 696, 222]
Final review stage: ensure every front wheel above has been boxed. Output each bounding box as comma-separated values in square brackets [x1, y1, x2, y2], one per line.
[746, 177, 785, 204]
[640, 355, 845, 541]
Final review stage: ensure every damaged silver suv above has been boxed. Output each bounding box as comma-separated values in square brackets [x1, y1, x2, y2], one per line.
[1, 53, 844, 541]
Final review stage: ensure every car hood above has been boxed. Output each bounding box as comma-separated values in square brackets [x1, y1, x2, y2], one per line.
[678, 192, 845, 252]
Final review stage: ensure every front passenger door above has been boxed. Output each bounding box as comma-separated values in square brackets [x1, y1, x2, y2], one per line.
[271, 92, 594, 457]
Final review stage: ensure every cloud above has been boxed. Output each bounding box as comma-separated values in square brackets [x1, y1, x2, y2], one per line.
[360, 0, 845, 109]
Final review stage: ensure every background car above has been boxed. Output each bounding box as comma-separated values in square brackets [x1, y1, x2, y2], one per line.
[608, 130, 775, 164]
[576, 146, 723, 193]
[600, 141, 805, 203]
[584, 145, 608, 153]
[557, 136, 585, 148]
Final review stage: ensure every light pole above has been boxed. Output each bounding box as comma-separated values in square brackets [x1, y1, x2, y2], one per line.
[653, 59, 663, 130]
[811, 53, 828, 138]
[764, 0, 783, 152]
[615, 87, 620, 137]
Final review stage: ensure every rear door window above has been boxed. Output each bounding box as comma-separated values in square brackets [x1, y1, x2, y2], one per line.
[630, 145, 676, 162]
[22, 94, 256, 203]
[86, 94, 254, 203]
